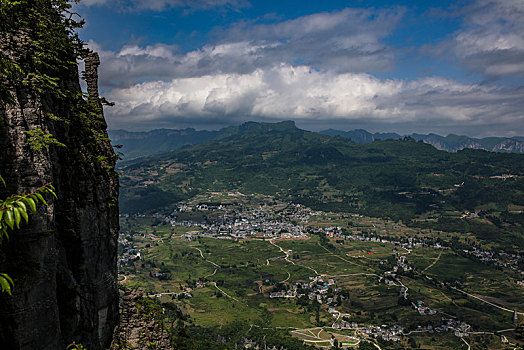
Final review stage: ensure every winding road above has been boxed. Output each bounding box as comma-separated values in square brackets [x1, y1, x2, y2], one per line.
[193, 247, 221, 278]
[269, 239, 320, 275]
[192, 247, 241, 302]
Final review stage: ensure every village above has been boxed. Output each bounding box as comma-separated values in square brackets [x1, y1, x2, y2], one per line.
[120, 195, 522, 276]
[116, 195, 521, 348]
[173, 201, 310, 240]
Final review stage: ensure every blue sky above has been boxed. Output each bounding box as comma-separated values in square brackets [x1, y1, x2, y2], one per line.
[75, 0, 524, 137]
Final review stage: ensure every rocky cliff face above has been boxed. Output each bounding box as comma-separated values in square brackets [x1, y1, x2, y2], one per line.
[111, 289, 172, 349]
[0, 46, 120, 350]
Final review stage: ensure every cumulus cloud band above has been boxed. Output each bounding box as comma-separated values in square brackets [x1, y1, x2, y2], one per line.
[81, 1, 524, 135]
[104, 63, 524, 135]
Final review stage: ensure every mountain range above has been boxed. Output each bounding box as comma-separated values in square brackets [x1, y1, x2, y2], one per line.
[109, 124, 524, 161]
[319, 129, 524, 153]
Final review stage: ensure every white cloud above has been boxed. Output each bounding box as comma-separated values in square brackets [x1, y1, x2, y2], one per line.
[450, 0, 524, 79]
[81, 2, 524, 135]
[103, 63, 524, 135]
[88, 8, 402, 89]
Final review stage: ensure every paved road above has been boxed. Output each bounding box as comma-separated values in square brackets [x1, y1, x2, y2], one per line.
[460, 337, 470, 350]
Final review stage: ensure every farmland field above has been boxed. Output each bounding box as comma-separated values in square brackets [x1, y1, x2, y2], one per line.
[117, 194, 524, 349]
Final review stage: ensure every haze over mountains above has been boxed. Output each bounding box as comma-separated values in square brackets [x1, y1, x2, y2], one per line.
[109, 123, 524, 161]
[109, 128, 222, 161]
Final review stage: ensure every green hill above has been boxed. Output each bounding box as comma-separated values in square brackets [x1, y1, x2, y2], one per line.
[120, 121, 524, 249]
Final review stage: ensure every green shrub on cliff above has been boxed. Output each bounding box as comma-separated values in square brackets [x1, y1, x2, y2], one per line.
[0, 0, 86, 104]
[0, 174, 56, 294]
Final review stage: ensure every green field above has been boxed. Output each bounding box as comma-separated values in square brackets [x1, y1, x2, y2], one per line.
[119, 210, 524, 349]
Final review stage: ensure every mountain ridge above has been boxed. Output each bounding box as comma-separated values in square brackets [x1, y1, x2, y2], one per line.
[320, 128, 524, 153]
[110, 123, 524, 162]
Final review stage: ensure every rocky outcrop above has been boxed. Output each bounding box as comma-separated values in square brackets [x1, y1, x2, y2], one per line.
[111, 289, 172, 349]
[0, 45, 119, 350]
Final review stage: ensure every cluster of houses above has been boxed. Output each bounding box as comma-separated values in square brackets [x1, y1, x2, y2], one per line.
[152, 290, 192, 300]
[310, 221, 450, 256]
[413, 300, 437, 316]
[332, 321, 404, 343]
[334, 230, 445, 252]
[117, 234, 141, 267]
[333, 318, 472, 343]
[395, 255, 412, 272]
[437, 318, 472, 337]
[117, 197, 509, 347]
[269, 276, 337, 302]
[359, 325, 404, 342]
[201, 218, 306, 239]
[462, 248, 522, 271]
[331, 317, 473, 343]
[269, 289, 298, 298]
[168, 201, 311, 240]
[307, 277, 341, 305]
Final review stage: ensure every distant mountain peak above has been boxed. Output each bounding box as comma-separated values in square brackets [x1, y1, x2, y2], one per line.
[319, 129, 524, 153]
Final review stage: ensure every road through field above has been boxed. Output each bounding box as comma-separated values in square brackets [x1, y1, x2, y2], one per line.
[193, 247, 242, 301]
[269, 239, 319, 275]
[193, 246, 221, 278]
[318, 244, 365, 268]
[451, 287, 524, 315]
[210, 281, 239, 302]
[423, 250, 443, 272]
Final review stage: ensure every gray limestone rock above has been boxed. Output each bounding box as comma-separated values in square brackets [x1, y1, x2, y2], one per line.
[111, 289, 173, 350]
[0, 49, 120, 350]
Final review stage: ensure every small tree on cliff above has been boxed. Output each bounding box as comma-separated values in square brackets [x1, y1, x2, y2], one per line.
[0, 174, 55, 294]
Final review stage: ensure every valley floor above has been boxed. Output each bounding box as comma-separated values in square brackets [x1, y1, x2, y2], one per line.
[117, 193, 524, 349]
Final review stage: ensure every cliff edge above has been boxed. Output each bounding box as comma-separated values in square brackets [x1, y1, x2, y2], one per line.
[0, 2, 119, 349]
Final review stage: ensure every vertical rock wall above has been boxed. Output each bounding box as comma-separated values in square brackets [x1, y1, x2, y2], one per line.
[0, 51, 120, 349]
